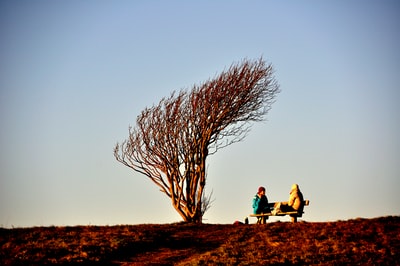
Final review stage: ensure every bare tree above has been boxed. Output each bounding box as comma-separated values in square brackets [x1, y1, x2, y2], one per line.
[114, 58, 280, 223]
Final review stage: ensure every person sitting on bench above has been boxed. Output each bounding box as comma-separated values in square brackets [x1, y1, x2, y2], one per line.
[274, 183, 304, 222]
[252, 186, 270, 224]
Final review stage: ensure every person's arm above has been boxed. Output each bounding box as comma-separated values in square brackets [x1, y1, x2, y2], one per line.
[252, 196, 260, 213]
[288, 192, 295, 207]
[263, 196, 270, 212]
[289, 192, 300, 210]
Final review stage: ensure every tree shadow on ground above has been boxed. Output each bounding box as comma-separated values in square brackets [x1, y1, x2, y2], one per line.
[104, 227, 224, 265]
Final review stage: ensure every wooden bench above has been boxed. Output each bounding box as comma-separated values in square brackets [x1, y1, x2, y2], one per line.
[249, 200, 310, 223]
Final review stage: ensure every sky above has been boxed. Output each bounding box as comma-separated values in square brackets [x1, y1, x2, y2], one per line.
[1, 0, 399, 227]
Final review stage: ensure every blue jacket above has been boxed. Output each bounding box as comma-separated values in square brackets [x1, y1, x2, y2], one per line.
[252, 194, 269, 214]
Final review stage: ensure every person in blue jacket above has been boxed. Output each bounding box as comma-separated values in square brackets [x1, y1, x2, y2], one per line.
[252, 186, 270, 224]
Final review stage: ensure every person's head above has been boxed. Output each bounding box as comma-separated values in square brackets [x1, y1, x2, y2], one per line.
[291, 184, 299, 191]
[258, 186, 266, 195]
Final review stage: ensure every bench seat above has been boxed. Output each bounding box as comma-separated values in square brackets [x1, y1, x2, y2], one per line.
[249, 200, 310, 220]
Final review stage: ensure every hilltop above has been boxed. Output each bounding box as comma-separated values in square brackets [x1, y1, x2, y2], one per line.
[1, 216, 399, 265]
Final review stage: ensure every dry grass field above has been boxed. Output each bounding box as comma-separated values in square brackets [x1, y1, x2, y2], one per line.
[1, 216, 399, 265]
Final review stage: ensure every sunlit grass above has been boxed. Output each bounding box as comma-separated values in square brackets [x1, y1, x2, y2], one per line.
[1, 217, 399, 265]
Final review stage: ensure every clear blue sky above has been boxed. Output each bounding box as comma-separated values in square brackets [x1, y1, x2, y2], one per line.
[1, 0, 399, 227]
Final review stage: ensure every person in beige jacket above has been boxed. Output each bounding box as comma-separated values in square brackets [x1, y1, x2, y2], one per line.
[274, 184, 304, 222]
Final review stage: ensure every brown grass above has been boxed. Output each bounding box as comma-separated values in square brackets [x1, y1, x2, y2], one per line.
[1, 216, 399, 265]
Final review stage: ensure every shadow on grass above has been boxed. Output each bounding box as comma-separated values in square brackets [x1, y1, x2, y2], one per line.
[107, 234, 221, 264]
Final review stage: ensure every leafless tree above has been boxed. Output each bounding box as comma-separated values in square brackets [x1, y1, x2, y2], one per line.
[114, 58, 280, 223]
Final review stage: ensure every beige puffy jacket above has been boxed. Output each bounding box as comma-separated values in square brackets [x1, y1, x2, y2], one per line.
[288, 188, 304, 211]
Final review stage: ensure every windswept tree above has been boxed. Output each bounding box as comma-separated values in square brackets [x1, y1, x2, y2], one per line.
[114, 58, 280, 223]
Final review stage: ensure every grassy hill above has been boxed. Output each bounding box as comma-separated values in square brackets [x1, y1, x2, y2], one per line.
[1, 216, 399, 265]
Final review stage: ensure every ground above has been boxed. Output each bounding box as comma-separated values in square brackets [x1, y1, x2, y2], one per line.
[1, 216, 399, 265]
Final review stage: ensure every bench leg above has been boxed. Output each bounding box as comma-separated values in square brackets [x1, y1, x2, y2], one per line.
[291, 216, 297, 223]
[256, 216, 268, 224]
